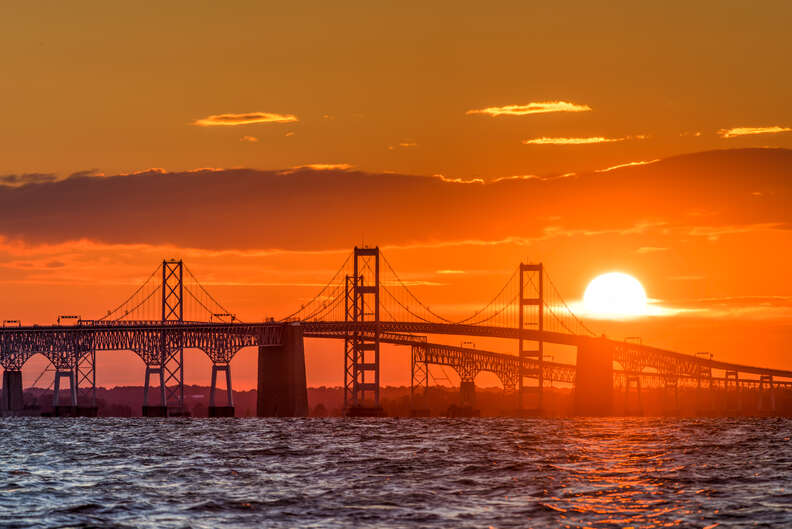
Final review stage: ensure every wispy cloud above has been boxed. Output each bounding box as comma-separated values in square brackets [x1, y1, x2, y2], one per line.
[594, 159, 660, 173]
[718, 126, 792, 138]
[240, 136, 259, 143]
[0, 173, 59, 186]
[466, 101, 591, 117]
[291, 163, 353, 171]
[491, 173, 575, 183]
[636, 246, 667, 254]
[665, 296, 792, 320]
[567, 299, 695, 320]
[193, 112, 298, 126]
[522, 136, 625, 145]
[436, 269, 465, 275]
[388, 141, 418, 151]
[688, 222, 789, 240]
[432, 174, 485, 184]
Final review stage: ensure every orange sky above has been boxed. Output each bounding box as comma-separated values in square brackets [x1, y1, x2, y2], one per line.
[1, 2, 791, 390]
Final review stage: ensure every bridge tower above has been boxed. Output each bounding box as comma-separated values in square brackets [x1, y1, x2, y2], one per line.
[143, 259, 185, 417]
[344, 247, 383, 416]
[518, 263, 544, 413]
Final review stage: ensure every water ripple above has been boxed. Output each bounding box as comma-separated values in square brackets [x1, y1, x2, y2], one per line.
[0, 417, 790, 528]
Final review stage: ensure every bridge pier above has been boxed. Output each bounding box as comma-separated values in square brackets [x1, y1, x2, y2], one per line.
[724, 370, 740, 415]
[1, 370, 24, 414]
[257, 323, 308, 417]
[759, 375, 776, 414]
[142, 365, 168, 417]
[574, 338, 613, 416]
[623, 375, 643, 416]
[460, 379, 475, 407]
[53, 369, 78, 416]
[209, 363, 234, 417]
[662, 377, 679, 415]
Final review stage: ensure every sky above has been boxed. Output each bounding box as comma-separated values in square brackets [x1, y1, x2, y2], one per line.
[1, 2, 791, 390]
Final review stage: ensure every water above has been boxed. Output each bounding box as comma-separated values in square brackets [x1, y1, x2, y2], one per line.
[1, 418, 790, 528]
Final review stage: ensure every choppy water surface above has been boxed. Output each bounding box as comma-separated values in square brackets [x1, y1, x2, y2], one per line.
[1, 418, 791, 528]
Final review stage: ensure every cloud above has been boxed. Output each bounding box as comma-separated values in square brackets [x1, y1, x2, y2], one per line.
[718, 126, 792, 138]
[432, 174, 485, 184]
[240, 136, 259, 143]
[466, 101, 591, 117]
[636, 246, 667, 254]
[0, 173, 59, 186]
[399, 141, 417, 148]
[522, 136, 625, 145]
[69, 169, 105, 179]
[490, 174, 542, 183]
[688, 222, 789, 240]
[289, 163, 353, 171]
[594, 159, 660, 173]
[0, 148, 789, 253]
[193, 112, 298, 126]
[436, 269, 465, 275]
[666, 296, 792, 320]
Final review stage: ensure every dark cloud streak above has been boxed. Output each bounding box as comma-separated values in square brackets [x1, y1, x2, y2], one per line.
[0, 149, 789, 251]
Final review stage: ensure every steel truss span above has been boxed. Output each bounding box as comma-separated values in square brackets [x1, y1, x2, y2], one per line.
[0, 322, 282, 371]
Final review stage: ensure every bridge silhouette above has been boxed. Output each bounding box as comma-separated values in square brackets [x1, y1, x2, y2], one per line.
[1, 246, 790, 417]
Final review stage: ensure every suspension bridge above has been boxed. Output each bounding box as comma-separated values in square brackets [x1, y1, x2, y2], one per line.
[1, 247, 790, 417]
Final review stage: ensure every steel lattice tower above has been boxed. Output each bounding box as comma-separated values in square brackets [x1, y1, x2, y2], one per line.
[518, 263, 544, 412]
[343, 247, 380, 410]
[161, 260, 184, 411]
[143, 259, 184, 414]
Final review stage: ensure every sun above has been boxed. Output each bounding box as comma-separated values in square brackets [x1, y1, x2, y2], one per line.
[583, 272, 648, 319]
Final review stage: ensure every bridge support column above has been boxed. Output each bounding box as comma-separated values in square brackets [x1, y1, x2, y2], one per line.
[257, 323, 308, 417]
[623, 375, 643, 416]
[574, 338, 613, 416]
[662, 377, 679, 415]
[209, 363, 234, 417]
[53, 369, 77, 416]
[724, 370, 740, 415]
[759, 375, 775, 414]
[1, 370, 24, 414]
[142, 365, 168, 417]
[460, 379, 476, 407]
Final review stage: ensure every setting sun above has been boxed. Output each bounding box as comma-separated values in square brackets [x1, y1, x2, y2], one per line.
[583, 272, 648, 319]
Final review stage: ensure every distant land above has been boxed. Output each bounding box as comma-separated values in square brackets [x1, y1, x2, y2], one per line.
[22, 383, 792, 417]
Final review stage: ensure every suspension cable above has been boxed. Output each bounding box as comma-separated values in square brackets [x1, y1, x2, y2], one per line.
[280, 252, 352, 321]
[381, 252, 454, 323]
[98, 264, 161, 320]
[455, 266, 519, 324]
[183, 265, 238, 319]
[544, 269, 597, 336]
[114, 285, 161, 321]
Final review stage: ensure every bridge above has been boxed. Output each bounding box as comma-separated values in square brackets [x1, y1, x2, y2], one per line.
[1, 247, 790, 417]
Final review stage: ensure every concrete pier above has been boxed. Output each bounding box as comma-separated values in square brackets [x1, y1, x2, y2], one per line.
[460, 380, 475, 407]
[1, 371, 24, 413]
[142, 406, 168, 417]
[209, 363, 234, 417]
[257, 323, 308, 417]
[574, 338, 614, 416]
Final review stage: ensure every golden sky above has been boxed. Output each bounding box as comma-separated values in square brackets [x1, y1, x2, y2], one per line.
[1, 2, 791, 389]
